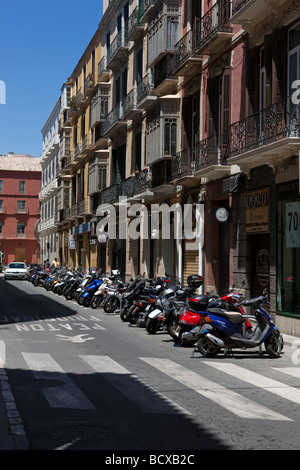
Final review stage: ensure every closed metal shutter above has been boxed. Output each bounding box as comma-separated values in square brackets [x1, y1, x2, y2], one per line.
[183, 241, 199, 285]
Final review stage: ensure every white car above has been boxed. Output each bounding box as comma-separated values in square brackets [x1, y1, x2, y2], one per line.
[4, 262, 28, 280]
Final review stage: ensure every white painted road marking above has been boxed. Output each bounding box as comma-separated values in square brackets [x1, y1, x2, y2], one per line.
[140, 357, 291, 421]
[22, 352, 96, 409]
[205, 362, 300, 406]
[80, 354, 190, 415]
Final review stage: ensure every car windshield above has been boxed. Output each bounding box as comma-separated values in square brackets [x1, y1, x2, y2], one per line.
[8, 263, 26, 269]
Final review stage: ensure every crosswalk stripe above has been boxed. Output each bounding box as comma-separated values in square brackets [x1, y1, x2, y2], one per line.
[22, 352, 96, 410]
[204, 362, 300, 406]
[140, 357, 291, 421]
[80, 354, 190, 415]
[273, 367, 300, 379]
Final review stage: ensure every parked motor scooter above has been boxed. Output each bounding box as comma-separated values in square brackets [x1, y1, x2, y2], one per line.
[193, 290, 284, 358]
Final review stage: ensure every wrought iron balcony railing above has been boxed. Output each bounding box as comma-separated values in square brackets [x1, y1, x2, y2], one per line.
[232, 0, 250, 16]
[128, 6, 144, 40]
[173, 30, 202, 73]
[139, 0, 157, 22]
[229, 98, 300, 158]
[102, 102, 126, 135]
[194, 134, 227, 171]
[121, 171, 151, 197]
[98, 56, 109, 81]
[101, 183, 122, 204]
[196, 1, 233, 52]
[107, 28, 129, 67]
[171, 149, 194, 181]
[136, 72, 155, 106]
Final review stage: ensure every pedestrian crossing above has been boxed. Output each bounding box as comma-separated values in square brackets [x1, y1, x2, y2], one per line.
[17, 352, 300, 422]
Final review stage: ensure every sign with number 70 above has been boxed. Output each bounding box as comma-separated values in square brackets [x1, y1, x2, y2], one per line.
[286, 202, 300, 248]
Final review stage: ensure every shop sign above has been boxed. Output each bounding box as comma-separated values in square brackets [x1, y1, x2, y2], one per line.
[69, 235, 76, 249]
[245, 188, 269, 233]
[286, 201, 300, 248]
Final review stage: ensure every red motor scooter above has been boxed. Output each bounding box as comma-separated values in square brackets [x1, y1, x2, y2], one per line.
[173, 290, 252, 346]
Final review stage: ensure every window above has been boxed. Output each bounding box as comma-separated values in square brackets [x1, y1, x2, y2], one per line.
[277, 181, 300, 316]
[0, 180, 2, 193]
[0, 222, 2, 235]
[17, 222, 25, 238]
[0, 200, 3, 212]
[164, 119, 177, 155]
[97, 166, 107, 191]
[19, 181, 25, 194]
[17, 200, 26, 213]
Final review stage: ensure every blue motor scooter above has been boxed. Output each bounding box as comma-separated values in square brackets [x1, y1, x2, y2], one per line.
[193, 291, 284, 358]
[78, 271, 104, 307]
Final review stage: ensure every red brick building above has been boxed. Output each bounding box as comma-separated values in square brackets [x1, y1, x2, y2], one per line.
[0, 153, 41, 265]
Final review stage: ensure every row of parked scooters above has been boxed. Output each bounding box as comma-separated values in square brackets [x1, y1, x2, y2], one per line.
[27, 265, 284, 358]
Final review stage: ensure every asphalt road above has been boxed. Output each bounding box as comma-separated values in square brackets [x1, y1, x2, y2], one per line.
[0, 274, 300, 453]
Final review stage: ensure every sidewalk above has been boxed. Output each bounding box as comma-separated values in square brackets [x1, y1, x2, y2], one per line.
[0, 333, 298, 450]
[0, 362, 30, 450]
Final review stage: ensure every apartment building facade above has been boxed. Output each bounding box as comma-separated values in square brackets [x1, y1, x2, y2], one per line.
[42, 0, 300, 334]
[0, 153, 41, 265]
[39, 99, 60, 263]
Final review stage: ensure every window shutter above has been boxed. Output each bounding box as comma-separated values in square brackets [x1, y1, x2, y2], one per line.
[264, 34, 273, 107]
[273, 28, 287, 104]
[206, 77, 218, 137]
[221, 67, 231, 153]
[246, 47, 259, 116]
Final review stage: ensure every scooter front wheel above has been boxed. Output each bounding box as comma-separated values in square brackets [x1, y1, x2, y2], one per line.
[265, 331, 284, 358]
[146, 317, 160, 334]
[103, 296, 119, 313]
[196, 334, 220, 357]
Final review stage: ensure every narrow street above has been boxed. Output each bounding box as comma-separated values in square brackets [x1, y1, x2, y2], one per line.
[0, 275, 300, 452]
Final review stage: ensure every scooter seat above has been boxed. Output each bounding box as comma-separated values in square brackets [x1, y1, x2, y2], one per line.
[208, 308, 245, 325]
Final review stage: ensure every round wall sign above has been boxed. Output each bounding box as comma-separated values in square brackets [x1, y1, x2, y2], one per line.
[215, 207, 229, 222]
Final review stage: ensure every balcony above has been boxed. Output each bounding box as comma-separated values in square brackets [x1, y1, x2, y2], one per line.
[123, 87, 143, 120]
[81, 133, 95, 156]
[148, 13, 180, 68]
[107, 28, 129, 73]
[194, 134, 231, 180]
[121, 171, 152, 200]
[150, 160, 175, 195]
[128, 6, 144, 41]
[196, 1, 233, 56]
[76, 88, 85, 109]
[228, 98, 300, 170]
[84, 74, 95, 98]
[77, 199, 91, 218]
[98, 56, 110, 82]
[90, 84, 110, 128]
[101, 183, 121, 204]
[173, 30, 203, 78]
[136, 72, 157, 110]
[74, 144, 82, 161]
[139, 0, 157, 23]
[61, 108, 72, 128]
[231, 0, 274, 25]
[102, 103, 127, 140]
[171, 149, 196, 187]
[153, 54, 178, 96]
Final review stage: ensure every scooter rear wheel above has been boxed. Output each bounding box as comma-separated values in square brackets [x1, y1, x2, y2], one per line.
[91, 296, 101, 309]
[196, 334, 220, 357]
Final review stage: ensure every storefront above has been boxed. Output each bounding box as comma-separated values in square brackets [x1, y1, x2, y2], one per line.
[276, 180, 300, 321]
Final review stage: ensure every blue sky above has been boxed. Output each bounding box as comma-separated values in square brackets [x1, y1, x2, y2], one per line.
[0, 0, 103, 158]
